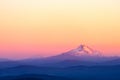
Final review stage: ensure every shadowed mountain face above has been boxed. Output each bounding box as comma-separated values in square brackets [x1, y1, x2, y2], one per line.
[1, 45, 120, 80]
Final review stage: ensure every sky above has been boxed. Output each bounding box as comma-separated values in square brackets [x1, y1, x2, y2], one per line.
[0, 0, 120, 59]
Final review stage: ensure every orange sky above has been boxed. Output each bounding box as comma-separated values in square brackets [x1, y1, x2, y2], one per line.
[0, 0, 120, 59]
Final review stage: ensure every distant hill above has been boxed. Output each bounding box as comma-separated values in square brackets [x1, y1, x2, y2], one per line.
[1, 45, 120, 80]
[0, 74, 73, 80]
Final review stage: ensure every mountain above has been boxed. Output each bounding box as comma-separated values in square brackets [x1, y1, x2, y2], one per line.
[41, 45, 105, 62]
[46, 45, 101, 60]
[1, 44, 120, 80]
[11, 44, 118, 67]
[0, 44, 120, 68]
[15, 45, 102, 67]
[61, 44, 101, 56]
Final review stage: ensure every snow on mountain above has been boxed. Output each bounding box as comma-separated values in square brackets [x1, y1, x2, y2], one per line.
[61, 44, 101, 57]
[37, 44, 104, 64]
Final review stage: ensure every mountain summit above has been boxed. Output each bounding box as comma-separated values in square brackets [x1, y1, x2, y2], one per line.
[62, 44, 101, 57]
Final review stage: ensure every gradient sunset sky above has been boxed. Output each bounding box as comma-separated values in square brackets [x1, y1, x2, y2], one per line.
[0, 0, 120, 59]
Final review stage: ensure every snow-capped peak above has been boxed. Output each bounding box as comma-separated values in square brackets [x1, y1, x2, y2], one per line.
[63, 44, 101, 56]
